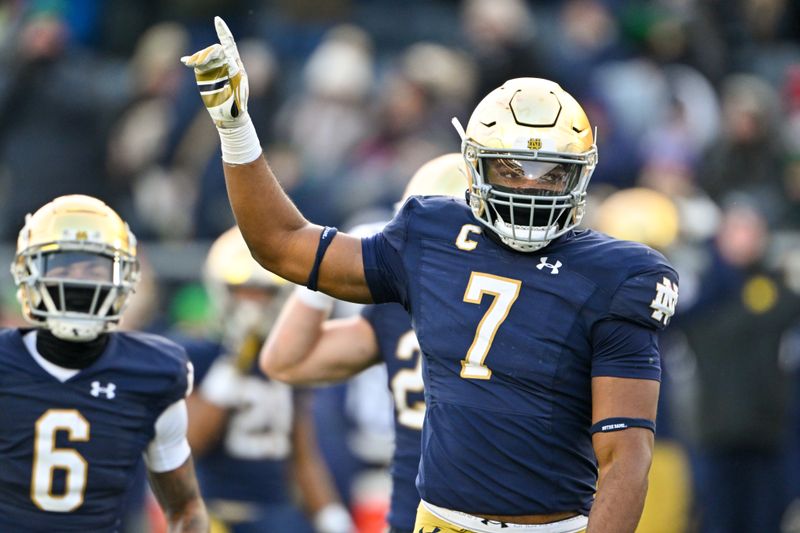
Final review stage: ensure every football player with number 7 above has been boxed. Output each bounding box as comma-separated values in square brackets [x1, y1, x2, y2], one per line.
[183, 17, 679, 533]
[260, 153, 470, 533]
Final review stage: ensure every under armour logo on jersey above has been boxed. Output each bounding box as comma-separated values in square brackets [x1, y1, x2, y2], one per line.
[90, 381, 116, 399]
[650, 277, 678, 326]
[536, 256, 562, 275]
[418, 528, 441, 533]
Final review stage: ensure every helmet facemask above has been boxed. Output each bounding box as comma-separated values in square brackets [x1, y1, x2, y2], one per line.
[218, 284, 288, 359]
[13, 245, 140, 341]
[461, 136, 597, 252]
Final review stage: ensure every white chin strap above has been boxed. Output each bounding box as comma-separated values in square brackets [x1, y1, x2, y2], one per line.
[46, 318, 107, 342]
[492, 218, 553, 253]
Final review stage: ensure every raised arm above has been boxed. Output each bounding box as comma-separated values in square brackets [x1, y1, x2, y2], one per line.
[182, 17, 371, 303]
[587, 376, 659, 533]
[260, 287, 380, 384]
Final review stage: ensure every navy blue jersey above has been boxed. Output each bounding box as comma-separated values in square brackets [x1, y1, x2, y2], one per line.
[183, 339, 294, 505]
[362, 197, 678, 516]
[0, 329, 190, 533]
[361, 303, 422, 531]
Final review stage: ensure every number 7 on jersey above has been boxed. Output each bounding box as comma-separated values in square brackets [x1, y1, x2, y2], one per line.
[461, 272, 521, 379]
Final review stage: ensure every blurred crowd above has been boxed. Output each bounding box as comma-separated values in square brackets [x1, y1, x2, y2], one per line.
[0, 0, 799, 532]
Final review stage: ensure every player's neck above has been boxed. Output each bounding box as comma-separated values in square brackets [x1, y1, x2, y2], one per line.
[36, 329, 110, 369]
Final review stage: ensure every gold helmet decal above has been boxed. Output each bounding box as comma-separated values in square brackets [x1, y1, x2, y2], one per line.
[11, 195, 140, 341]
[527, 138, 542, 150]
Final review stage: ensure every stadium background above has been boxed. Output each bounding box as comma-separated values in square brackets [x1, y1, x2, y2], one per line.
[0, 0, 799, 531]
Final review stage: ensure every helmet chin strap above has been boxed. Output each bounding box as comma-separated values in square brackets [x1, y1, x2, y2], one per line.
[477, 216, 553, 253]
[492, 218, 552, 253]
[46, 317, 107, 342]
[499, 234, 551, 253]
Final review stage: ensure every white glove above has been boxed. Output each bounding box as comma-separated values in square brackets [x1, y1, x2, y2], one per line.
[181, 17, 262, 164]
[181, 16, 249, 128]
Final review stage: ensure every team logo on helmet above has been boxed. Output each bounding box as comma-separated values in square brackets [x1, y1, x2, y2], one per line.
[527, 138, 542, 150]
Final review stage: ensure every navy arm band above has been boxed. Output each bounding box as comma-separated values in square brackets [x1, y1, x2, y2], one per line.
[590, 417, 656, 435]
[306, 226, 338, 291]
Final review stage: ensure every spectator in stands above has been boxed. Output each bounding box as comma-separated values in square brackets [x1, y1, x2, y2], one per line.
[680, 200, 800, 533]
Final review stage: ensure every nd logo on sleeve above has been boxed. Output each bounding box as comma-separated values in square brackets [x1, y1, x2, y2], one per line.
[650, 277, 678, 326]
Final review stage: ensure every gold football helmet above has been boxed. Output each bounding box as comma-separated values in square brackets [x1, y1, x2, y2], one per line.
[594, 188, 680, 250]
[204, 226, 289, 357]
[454, 78, 598, 252]
[11, 195, 140, 341]
[401, 152, 469, 201]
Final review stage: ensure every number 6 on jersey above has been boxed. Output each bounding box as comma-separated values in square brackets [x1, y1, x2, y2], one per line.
[31, 410, 90, 512]
[461, 272, 521, 379]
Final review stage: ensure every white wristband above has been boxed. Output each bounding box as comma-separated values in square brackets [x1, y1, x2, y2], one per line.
[218, 117, 263, 165]
[313, 503, 353, 533]
[294, 284, 335, 312]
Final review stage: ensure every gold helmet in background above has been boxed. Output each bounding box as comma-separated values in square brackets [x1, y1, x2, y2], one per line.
[204, 226, 287, 292]
[204, 226, 289, 357]
[11, 195, 140, 341]
[455, 78, 598, 252]
[401, 152, 469, 202]
[348, 153, 470, 243]
[594, 188, 680, 250]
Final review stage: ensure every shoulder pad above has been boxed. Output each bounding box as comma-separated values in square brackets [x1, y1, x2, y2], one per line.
[117, 331, 193, 400]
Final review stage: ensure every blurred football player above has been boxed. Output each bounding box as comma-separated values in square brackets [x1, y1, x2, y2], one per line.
[593, 188, 690, 533]
[0, 195, 207, 532]
[184, 20, 678, 533]
[183, 226, 353, 533]
[592, 188, 680, 252]
[260, 153, 467, 533]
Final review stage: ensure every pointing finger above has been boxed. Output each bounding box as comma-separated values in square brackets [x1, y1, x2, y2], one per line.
[214, 16, 238, 56]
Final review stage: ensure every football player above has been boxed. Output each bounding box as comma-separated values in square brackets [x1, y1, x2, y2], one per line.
[183, 226, 353, 533]
[591, 188, 691, 533]
[0, 195, 207, 532]
[183, 19, 678, 533]
[260, 153, 468, 533]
